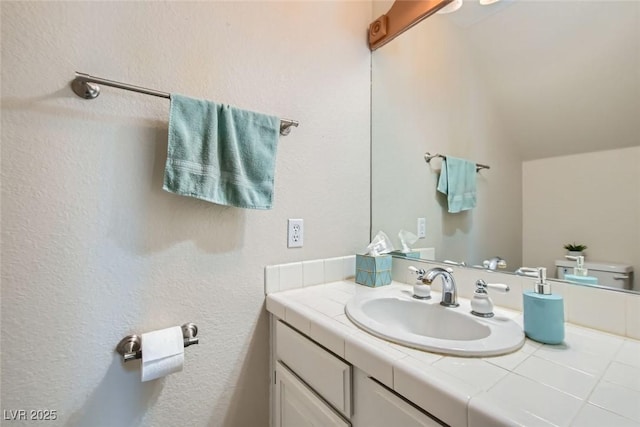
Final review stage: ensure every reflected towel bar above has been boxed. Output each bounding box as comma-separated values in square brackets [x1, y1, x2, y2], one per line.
[424, 152, 490, 172]
[71, 72, 299, 136]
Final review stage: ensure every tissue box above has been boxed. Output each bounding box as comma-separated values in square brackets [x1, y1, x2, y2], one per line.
[356, 254, 392, 287]
[389, 250, 421, 259]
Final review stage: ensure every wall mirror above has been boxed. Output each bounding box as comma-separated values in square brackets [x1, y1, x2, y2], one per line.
[371, 0, 640, 293]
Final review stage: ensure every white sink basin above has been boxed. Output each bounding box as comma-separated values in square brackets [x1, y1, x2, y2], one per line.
[345, 288, 524, 357]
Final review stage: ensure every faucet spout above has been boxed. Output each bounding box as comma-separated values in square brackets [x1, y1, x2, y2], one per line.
[483, 257, 507, 271]
[424, 267, 459, 307]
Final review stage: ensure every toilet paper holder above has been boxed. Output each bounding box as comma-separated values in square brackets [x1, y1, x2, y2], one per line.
[116, 323, 199, 362]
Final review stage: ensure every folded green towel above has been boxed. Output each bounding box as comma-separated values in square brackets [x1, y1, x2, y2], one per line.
[437, 156, 477, 213]
[163, 94, 280, 209]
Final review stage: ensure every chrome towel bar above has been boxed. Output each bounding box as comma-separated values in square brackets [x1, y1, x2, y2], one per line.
[71, 72, 299, 136]
[424, 152, 490, 172]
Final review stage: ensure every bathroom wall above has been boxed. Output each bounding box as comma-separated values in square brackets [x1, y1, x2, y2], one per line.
[0, 2, 371, 426]
[371, 2, 523, 267]
[523, 146, 640, 288]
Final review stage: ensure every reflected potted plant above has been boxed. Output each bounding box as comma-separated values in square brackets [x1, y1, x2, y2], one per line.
[564, 242, 587, 257]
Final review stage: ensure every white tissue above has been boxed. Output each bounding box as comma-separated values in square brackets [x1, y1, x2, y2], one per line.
[141, 326, 184, 382]
[398, 230, 418, 253]
[365, 231, 394, 256]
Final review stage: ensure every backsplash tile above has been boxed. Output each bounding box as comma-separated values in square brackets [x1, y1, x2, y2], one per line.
[265, 265, 280, 294]
[302, 260, 324, 287]
[626, 293, 640, 340]
[279, 262, 303, 291]
[324, 257, 344, 282]
[568, 284, 626, 336]
[266, 255, 358, 295]
[343, 255, 356, 280]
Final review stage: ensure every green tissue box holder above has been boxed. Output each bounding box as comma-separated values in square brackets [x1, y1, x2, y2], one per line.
[356, 254, 392, 287]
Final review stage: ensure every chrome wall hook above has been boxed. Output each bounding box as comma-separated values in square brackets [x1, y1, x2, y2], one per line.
[116, 323, 199, 362]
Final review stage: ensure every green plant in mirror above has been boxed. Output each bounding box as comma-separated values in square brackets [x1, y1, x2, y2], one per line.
[564, 243, 588, 252]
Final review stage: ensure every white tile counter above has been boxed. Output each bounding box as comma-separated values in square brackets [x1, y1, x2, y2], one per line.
[266, 280, 640, 427]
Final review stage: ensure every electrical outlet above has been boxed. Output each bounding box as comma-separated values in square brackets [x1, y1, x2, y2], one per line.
[417, 217, 426, 238]
[287, 219, 304, 248]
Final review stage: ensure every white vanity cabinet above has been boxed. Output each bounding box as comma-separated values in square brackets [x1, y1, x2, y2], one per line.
[272, 319, 445, 427]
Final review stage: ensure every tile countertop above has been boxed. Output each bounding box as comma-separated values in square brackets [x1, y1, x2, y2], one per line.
[266, 280, 640, 427]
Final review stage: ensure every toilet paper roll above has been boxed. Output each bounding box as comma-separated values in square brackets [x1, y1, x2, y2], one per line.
[141, 326, 184, 382]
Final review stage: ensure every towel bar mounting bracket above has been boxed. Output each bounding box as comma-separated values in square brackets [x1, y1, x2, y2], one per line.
[71, 78, 100, 100]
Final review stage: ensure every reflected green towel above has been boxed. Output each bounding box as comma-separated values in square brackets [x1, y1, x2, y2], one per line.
[163, 94, 280, 209]
[437, 156, 477, 213]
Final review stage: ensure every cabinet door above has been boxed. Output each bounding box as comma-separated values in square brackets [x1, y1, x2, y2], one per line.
[275, 362, 350, 427]
[353, 369, 445, 427]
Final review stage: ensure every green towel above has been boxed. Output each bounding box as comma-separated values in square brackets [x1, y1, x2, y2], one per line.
[163, 94, 280, 209]
[436, 156, 477, 213]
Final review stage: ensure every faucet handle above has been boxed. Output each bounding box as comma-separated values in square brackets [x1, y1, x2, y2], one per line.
[472, 280, 508, 317]
[475, 280, 510, 293]
[516, 267, 540, 278]
[408, 266, 431, 300]
[408, 266, 426, 277]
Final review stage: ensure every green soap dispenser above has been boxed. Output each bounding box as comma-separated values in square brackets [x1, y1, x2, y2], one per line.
[521, 267, 565, 344]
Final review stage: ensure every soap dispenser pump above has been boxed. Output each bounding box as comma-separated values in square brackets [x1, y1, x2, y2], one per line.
[521, 267, 564, 344]
[566, 255, 587, 276]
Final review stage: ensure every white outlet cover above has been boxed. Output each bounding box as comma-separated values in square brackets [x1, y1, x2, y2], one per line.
[417, 217, 426, 238]
[288, 219, 304, 248]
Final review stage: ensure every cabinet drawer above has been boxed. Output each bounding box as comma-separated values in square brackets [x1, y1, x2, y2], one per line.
[276, 321, 352, 417]
[354, 369, 445, 427]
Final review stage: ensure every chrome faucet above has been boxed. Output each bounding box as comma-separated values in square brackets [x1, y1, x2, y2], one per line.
[423, 267, 459, 307]
[483, 256, 507, 271]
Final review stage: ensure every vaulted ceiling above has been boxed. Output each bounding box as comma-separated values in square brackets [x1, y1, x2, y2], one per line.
[445, 0, 639, 160]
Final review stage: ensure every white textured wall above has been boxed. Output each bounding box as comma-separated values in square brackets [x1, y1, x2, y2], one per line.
[0, 2, 371, 426]
[523, 147, 640, 288]
[371, 6, 522, 268]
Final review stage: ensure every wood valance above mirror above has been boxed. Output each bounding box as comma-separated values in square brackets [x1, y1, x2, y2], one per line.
[368, 0, 453, 50]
